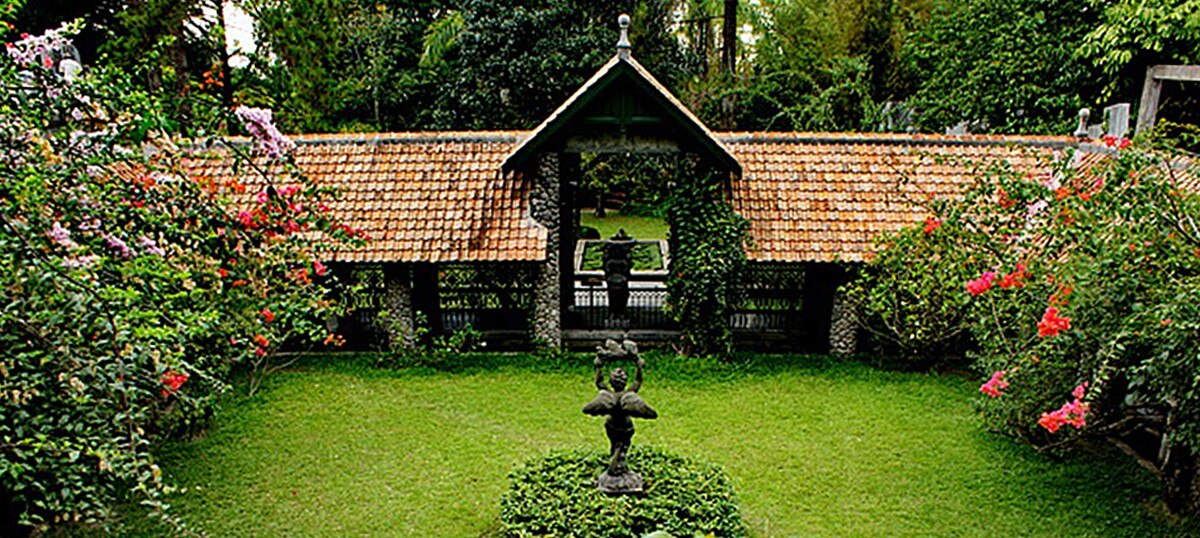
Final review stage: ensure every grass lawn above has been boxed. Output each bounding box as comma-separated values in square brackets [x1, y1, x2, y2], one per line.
[97, 354, 1193, 537]
[578, 240, 664, 271]
[580, 211, 669, 240]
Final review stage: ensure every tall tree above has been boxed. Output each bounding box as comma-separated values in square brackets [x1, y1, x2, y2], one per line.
[903, 0, 1101, 134]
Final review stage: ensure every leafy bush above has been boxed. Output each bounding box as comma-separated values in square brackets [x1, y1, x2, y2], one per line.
[852, 140, 1200, 512]
[0, 25, 357, 532]
[500, 446, 746, 538]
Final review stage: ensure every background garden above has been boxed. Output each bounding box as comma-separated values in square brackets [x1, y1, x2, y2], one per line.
[2, 0, 1200, 536]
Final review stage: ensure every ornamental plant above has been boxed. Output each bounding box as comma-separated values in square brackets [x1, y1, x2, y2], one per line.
[0, 25, 357, 532]
[666, 168, 747, 358]
[854, 139, 1200, 513]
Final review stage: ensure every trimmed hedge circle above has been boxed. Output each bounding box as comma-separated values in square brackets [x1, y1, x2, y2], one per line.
[500, 446, 746, 538]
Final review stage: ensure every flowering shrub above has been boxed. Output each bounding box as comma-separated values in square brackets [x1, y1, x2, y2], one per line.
[853, 141, 1200, 512]
[0, 26, 356, 532]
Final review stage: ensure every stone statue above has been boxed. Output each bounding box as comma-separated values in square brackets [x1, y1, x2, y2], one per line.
[603, 229, 636, 326]
[583, 339, 658, 494]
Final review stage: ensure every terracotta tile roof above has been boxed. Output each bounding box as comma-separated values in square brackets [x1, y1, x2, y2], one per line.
[720, 132, 1075, 263]
[186, 132, 545, 263]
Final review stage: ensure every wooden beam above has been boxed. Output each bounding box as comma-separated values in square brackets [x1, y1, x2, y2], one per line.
[564, 134, 680, 154]
[1149, 65, 1200, 82]
[1137, 65, 1200, 134]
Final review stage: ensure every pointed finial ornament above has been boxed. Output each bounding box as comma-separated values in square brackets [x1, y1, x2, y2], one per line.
[617, 14, 631, 59]
[1073, 108, 1091, 139]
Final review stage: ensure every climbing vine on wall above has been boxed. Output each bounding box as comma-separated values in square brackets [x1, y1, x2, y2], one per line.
[666, 167, 747, 357]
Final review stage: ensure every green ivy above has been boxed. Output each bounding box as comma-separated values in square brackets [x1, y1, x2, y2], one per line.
[665, 169, 747, 358]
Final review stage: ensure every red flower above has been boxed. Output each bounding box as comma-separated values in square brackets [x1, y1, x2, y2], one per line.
[998, 264, 1028, 289]
[313, 261, 328, 276]
[261, 308, 275, 323]
[998, 188, 1017, 209]
[923, 217, 942, 235]
[980, 370, 1009, 397]
[1037, 306, 1071, 337]
[253, 334, 270, 348]
[217, 268, 229, 278]
[160, 370, 189, 397]
[966, 271, 997, 296]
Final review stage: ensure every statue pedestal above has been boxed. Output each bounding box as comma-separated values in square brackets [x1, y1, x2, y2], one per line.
[597, 469, 645, 495]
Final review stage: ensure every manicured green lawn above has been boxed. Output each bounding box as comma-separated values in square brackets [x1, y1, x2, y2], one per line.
[580, 211, 669, 240]
[101, 354, 1193, 537]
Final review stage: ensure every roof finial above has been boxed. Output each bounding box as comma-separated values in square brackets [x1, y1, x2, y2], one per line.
[617, 14, 631, 59]
[1073, 108, 1091, 139]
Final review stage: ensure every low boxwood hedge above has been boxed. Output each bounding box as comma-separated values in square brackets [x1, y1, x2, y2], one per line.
[500, 446, 746, 538]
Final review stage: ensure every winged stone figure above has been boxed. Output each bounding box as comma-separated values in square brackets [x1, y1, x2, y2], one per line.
[583, 339, 657, 494]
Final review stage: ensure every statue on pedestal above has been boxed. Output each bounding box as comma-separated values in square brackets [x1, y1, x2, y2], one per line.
[603, 230, 636, 327]
[583, 339, 657, 494]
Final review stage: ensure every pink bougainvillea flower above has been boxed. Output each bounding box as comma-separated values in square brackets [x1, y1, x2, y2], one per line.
[966, 271, 997, 296]
[237, 210, 255, 228]
[1038, 384, 1090, 433]
[1037, 306, 1071, 337]
[313, 261, 328, 276]
[980, 370, 1009, 397]
[1072, 382, 1088, 400]
[235, 106, 296, 159]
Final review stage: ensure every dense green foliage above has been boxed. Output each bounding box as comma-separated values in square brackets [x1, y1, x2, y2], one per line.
[666, 169, 747, 357]
[851, 142, 1200, 512]
[68, 352, 1196, 537]
[903, 0, 1099, 134]
[0, 26, 353, 532]
[500, 447, 745, 538]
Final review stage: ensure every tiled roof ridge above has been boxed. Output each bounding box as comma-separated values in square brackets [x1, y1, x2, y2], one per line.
[219, 130, 528, 147]
[718, 131, 1076, 148]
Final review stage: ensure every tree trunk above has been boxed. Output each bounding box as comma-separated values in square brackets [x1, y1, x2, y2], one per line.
[719, 0, 737, 130]
[216, 0, 235, 132]
[1162, 429, 1200, 514]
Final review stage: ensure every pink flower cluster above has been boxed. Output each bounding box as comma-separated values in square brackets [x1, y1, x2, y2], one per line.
[235, 106, 295, 159]
[138, 236, 165, 256]
[1038, 383, 1089, 433]
[966, 271, 997, 295]
[5, 23, 74, 67]
[980, 370, 1009, 397]
[47, 222, 78, 250]
[103, 234, 134, 258]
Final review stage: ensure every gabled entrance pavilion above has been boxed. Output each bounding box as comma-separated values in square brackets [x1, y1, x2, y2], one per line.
[192, 17, 1076, 353]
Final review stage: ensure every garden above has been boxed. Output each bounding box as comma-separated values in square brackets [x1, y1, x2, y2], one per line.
[4, 1, 1200, 537]
[74, 353, 1196, 537]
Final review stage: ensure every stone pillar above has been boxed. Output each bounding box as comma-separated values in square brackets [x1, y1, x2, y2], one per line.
[530, 153, 562, 347]
[382, 263, 415, 351]
[829, 285, 857, 357]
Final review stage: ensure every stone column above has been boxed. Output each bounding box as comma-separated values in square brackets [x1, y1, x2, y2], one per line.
[530, 153, 562, 347]
[382, 263, 415, 351]
[829, 285, 857, 357]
